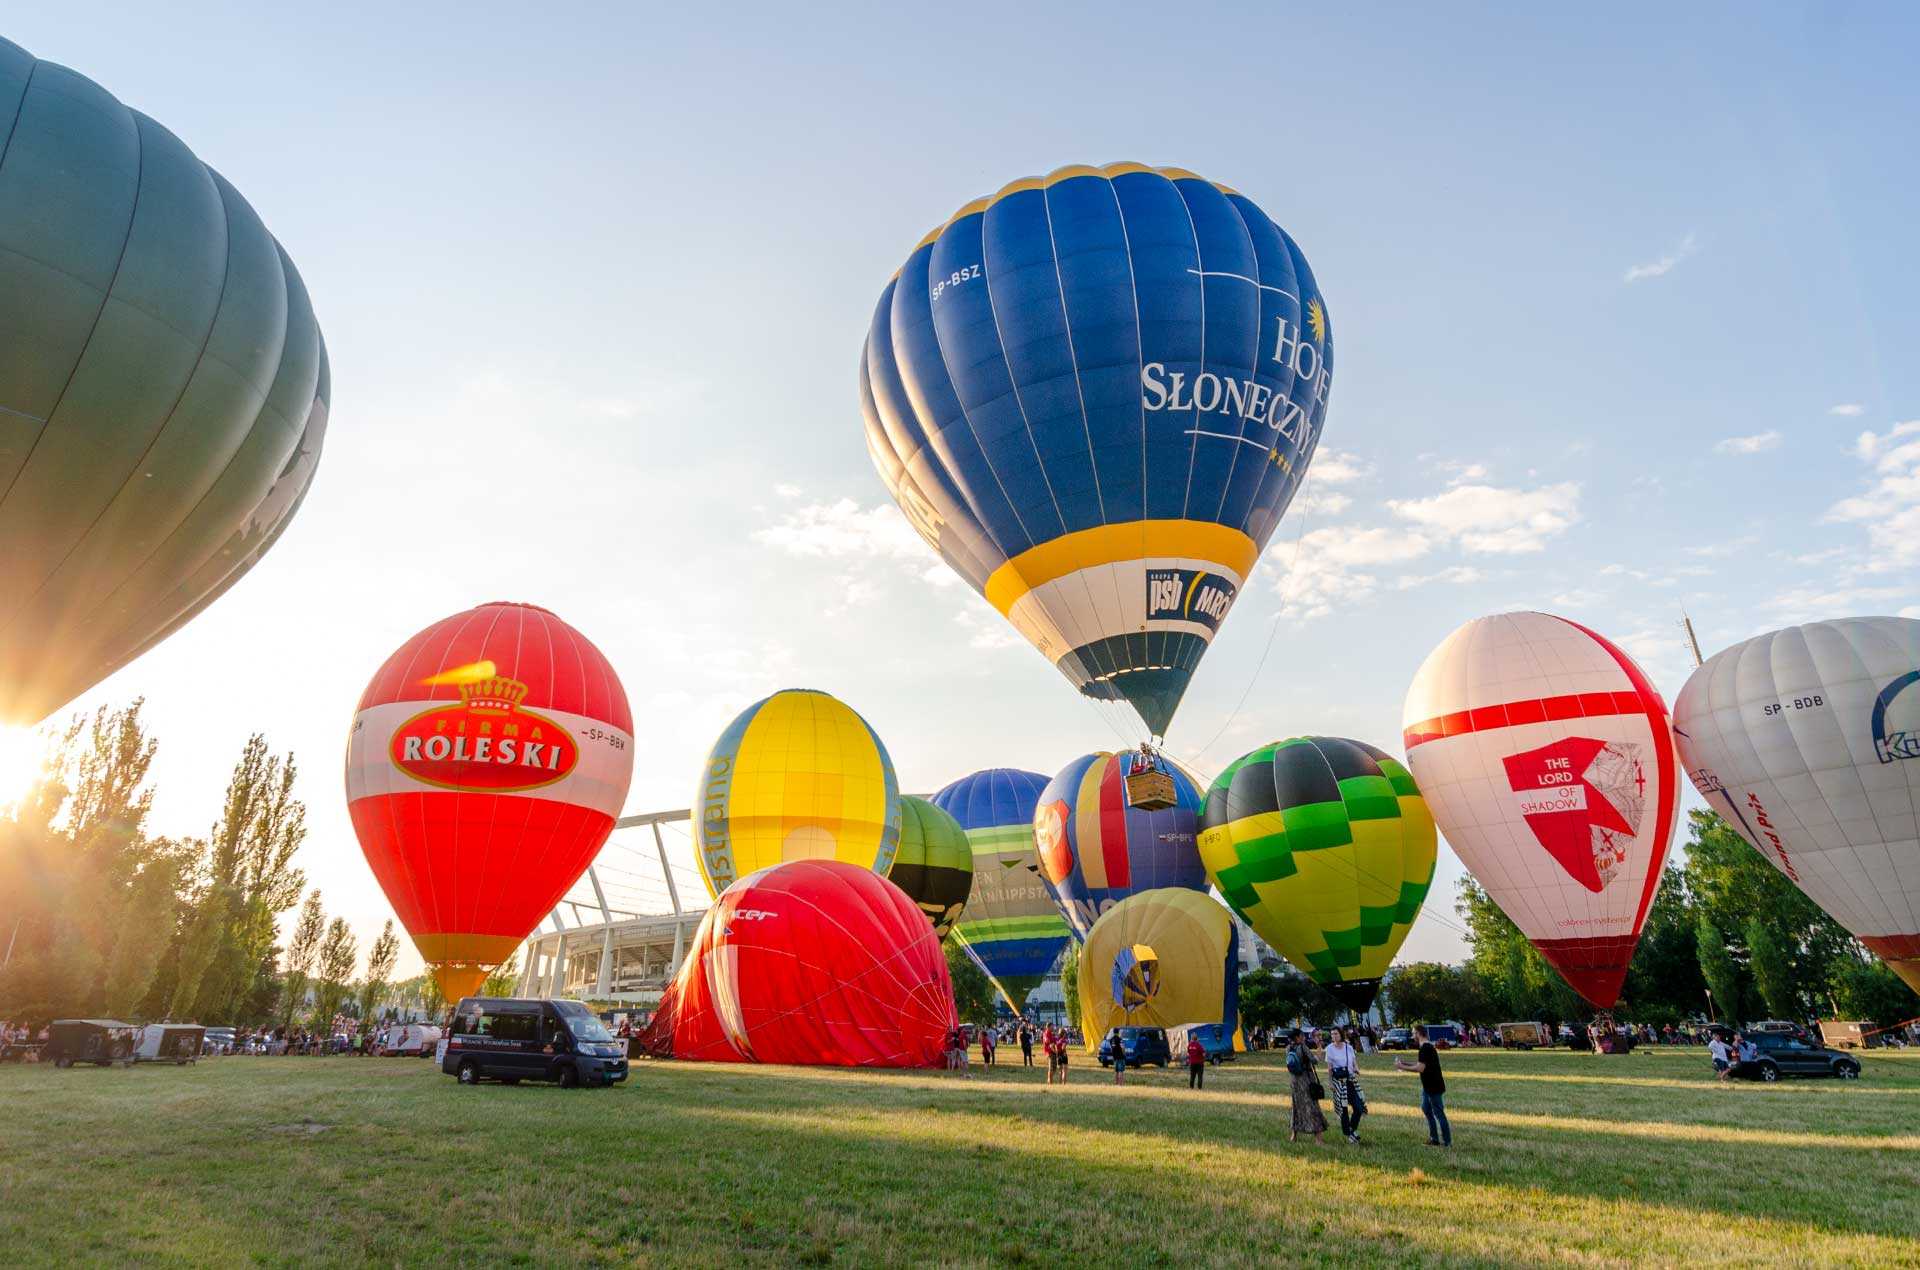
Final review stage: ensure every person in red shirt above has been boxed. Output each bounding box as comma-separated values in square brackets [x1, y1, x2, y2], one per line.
[1186, 1034, 1207, 1089]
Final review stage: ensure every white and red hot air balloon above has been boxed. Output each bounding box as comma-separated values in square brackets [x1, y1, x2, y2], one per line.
[345, 602, 634, 1002]
[1402, 612, 1679, 1008]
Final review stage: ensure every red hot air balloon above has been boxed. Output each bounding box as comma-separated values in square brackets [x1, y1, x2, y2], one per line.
[1402, 612, 1678, 1009]
[345, 602, 634, 1002]
[641, 860, 955, 1067]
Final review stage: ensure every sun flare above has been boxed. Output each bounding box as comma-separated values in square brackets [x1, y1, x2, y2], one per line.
[0, 724, 45, 813]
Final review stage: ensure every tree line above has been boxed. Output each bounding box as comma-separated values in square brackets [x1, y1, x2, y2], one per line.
[0, 702, 410, 1033]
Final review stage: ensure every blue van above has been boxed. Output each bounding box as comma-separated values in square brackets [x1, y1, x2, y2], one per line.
[1098, 1026, 1172, 1068]
[442, 997, 628, 1088]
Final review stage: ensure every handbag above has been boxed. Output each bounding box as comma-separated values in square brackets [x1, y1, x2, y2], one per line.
[1308, 1078, 1325, 1100]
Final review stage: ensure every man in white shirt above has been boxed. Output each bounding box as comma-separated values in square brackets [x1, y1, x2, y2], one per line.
[1708, 1035, 1731, 1078]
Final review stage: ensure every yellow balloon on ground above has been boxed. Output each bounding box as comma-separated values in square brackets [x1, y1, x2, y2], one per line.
[1198, 736, 1435, 1012]
[693, 689, 901, 899]
[1078, 888, 1239, 1052]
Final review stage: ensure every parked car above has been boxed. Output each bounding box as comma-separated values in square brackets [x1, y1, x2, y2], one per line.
[201, 1027, 237, 1055]
[1168, 1023, 1237, 1064]
[45, 1020, 138, 1068]
[1732, 1033, 1862, 1082]
[1097, 1026, 1171, 1068]
[442, 996, 628, 1088]
[1379, 1027, 1415, 1051]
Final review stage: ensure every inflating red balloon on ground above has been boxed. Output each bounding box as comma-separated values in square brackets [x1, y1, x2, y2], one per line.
[1402, 611, 1679, 1009]
[641, 860, 955, 1068]
[344, 601, 634, 1002]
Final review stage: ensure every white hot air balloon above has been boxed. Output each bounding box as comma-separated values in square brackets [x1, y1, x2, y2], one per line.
[1672, 616, 1920, 995]
[1402, 612, 1681, 1008]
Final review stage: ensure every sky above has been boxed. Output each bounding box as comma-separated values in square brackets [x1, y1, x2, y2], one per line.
[8, 3, 1920, 979]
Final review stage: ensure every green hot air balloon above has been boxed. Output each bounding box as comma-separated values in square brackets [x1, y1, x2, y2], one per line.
[0, 37, 330, 724]
[1198, 737, 1435, 1012]
[887, 796, 974, 938]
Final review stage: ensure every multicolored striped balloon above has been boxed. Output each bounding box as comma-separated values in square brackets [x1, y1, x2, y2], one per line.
[1199, 737, 1436, 1011]
[693, 689, 900, 900]
[887, 796, 974, 938]
[1034, 751, 1205, 940]
[930, 768, 1072, 1010]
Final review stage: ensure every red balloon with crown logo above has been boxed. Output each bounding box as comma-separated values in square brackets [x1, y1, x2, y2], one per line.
[345, 602, 634, 1002]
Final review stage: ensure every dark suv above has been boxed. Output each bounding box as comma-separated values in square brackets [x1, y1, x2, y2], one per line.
[1734, 1033, 1861, 1082]
[1098, 1026, 1171, 1068]
[1379, 1027, 1414, 1051]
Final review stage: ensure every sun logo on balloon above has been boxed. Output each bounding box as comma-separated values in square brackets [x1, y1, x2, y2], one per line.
[1306, 297, 1327, 343]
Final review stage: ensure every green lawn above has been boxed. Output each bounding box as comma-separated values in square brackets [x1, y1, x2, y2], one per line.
[2, 1046, 1917, 1266]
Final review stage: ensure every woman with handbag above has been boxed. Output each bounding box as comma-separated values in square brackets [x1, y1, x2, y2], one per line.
[1324, 1026, 1367, 1144]
[1285, 1031, 1328, 1145]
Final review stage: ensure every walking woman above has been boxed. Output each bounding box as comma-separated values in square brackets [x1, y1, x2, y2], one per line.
[1285, 1031, 1328, 1146]
[1324, 1026, 1367, 1144]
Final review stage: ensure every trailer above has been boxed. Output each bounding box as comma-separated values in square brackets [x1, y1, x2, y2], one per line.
[135, 1023, 205, 1064]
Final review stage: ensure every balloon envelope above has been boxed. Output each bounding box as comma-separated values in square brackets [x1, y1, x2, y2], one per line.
[1199, 737, 1436, 1011]
[1673, 616, 1920, 994]
[641, 860, 956, 1067]
[0, 37, 329, 724]
[861, 162, 1333, 736]
[1402, 612, 1679, 1009]
[1035, 751, 1206, 941]
[1079, 888, 1239, 1050]
[693, 689, 901, 900]
[887, 796, 974, 938]
[345, 602, 634, 1001]
[929, 768, 1072, 1010]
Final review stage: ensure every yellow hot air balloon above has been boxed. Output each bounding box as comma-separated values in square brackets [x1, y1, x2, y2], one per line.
[1079, 888, 1239, 1052]
[692, 689, 900, 899]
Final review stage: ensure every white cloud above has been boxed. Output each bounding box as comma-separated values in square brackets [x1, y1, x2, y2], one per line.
[1395, 566, 1484, 590]
[1852, 420, 1920, 469]
[1623, 232, 1697, 283]
[1310, 450, 1373, 484]
[1767, 583, 1907, 623]
[1685, 535, 1759, 559]
[1827, 421, 1920, 572]
[1272, 524, 1432, 619]
[1421, 456, 1489, 486]
[754, 498, 930, 562]
[1829, 403, 1865, 417]
[954, 607, 1024, 651]
[1386, 482, 1581, 554]
[1713, 431, 1782, 456]
[1288, 488, 1352, 518]
[1551, 588, 1605, 608]
[774, 482, 803, 499]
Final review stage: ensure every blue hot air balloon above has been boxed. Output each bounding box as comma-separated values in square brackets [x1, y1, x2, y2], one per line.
[861, 163, 1332, 736]
[930, 768, 1073, 1010]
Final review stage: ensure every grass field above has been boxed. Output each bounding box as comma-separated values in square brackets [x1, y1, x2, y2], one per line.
[3, 1046, 1917, 1267]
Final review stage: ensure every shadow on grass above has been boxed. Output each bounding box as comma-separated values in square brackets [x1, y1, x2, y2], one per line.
[636, 1058, 1920, 1251]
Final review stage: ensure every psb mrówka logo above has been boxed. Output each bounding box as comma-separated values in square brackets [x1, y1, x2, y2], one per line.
[390, 674, 579, 792]
[1146, 569, 1237, 632]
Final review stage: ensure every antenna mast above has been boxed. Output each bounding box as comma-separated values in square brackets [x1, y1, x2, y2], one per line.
[1680, 610, 1704, 669]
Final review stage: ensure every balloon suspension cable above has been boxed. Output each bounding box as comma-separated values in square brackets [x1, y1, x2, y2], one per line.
[1183, 469, 1322, 769]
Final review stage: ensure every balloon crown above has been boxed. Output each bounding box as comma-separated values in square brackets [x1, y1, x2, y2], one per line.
[458, 676, 529, 715]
